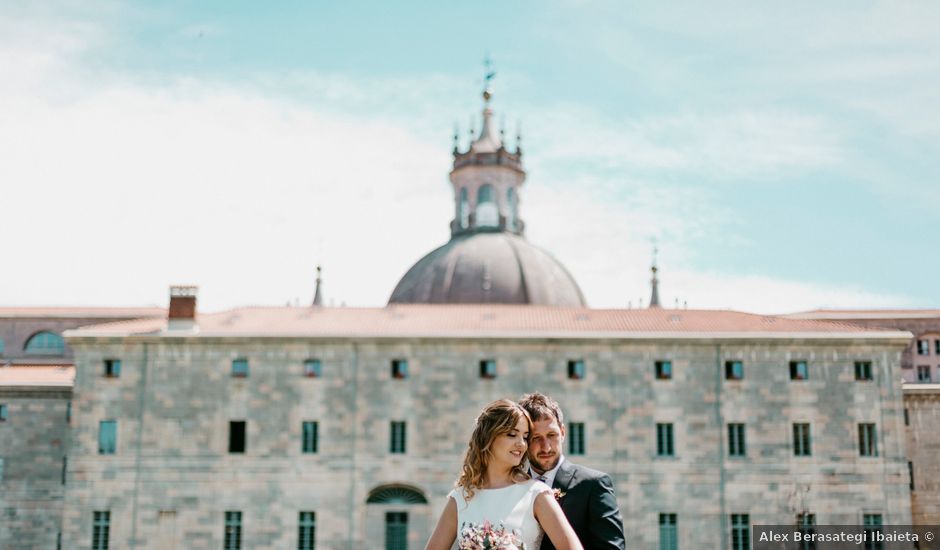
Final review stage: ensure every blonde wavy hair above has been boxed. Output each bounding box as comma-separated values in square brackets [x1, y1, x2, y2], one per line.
[456, 399, 532, 501]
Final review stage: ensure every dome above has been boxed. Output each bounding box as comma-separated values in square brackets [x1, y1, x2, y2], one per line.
[389, 231, 586, 306]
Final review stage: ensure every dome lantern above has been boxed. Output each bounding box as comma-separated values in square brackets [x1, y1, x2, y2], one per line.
[388, 65, 586, 307]
[449, 63, 526, 238]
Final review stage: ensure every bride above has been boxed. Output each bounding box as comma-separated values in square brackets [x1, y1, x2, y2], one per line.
[425, 399, 583, 550]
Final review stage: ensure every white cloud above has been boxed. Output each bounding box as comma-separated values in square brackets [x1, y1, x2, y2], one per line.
[663, 271, 914, 314]
[1, 74, 451, 310]
[524, 105, 842, 179]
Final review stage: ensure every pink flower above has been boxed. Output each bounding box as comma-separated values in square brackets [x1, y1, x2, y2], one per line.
[458, 521, 525, 550]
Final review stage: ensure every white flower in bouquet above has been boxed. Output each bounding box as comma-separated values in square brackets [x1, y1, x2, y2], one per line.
[457, 520, 525, 550]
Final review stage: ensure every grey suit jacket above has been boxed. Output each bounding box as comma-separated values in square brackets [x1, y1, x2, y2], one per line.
[539, 460, 625, 550]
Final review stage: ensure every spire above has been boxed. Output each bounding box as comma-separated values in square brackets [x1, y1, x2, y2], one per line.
[449, 60, 526, 237]
[312, 265, 323, 307]
[649, 247, 661, 309]
[469, 56, 502, 153]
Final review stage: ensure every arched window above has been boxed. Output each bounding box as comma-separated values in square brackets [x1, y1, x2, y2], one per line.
[366, 484, 428, 505]
[459, 187, 469, 229]
[475, 184, 498, 227]
[24, 331, 65, 355]
[477, 184, 494, 204]
[507, 188, 518, 231]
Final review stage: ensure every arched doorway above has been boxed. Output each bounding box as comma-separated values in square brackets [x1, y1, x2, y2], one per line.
[365, 484, 429, 550]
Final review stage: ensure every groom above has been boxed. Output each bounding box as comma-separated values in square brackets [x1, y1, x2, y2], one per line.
[519, 392, 625, 550]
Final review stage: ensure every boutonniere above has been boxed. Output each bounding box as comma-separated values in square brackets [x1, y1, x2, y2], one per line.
[552, 488, 566, 501]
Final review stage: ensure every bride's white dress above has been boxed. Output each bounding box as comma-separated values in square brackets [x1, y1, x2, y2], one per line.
[448, 479, 552, 549]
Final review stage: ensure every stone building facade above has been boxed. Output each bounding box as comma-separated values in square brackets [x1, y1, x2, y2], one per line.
[904, 384, 940, 526]
[788, 309, 940, 527]
[57, 305, 912, 549]
[0, 308, 164, 367]
[0, 308, 163, 548]
[0, 371, 72, 548]
[787, 310, 940, 383]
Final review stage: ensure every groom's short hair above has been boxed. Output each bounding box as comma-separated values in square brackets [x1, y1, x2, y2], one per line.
[518, 392, 564, 426]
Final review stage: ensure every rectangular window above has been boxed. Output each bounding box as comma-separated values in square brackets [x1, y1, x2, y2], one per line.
[0, 403, 7, 422]
[730, 514, 750, 550]
[62, 456, 67, 484]
[916, 340, 929, 355]
[904, 408, 910, 426]
[725, 360, 744, 380]
[656, 423, 674, 457]
[66, 401, 71, 424]
[231, 358, 249, 378]
[789, 360, 808, 381]
[92, 511, 110, 550]
[793, 423, 812, 457]
[302, 421, 318, 454]
[567, 359, 585, 380]
[655, 361, 673, 380]
[224, 511, 242, 550]
[229, 421, 246, 454]
[858, 423, 878, 457]
[568, 422, 585, 455]
[390, 421, 406, 454]
[797, 513, 816, 550]
[479, 359, 497, 379]
[303, 359, 322, 378]
[385, 512, 408, 550]
[391, 359, 408, 379]
[98, 420, 117, 455]
[728, 423, 746, 457]
[909, 461, 915, 491]
[659, 513, 677, 550]
[917, 365, 932, 382]
[0, 458, 4, 483]
[863, 514, 883, 550]
[855, 361, 873, 381]
[298, 511, 316, 550]
[936, 340, 940, 355]
[103, 359, 121, 378]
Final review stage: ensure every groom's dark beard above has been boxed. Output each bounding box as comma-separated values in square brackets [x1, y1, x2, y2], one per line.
[529, 453, 559, 474]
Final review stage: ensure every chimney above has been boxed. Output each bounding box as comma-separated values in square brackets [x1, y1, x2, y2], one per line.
[168, 285, 198, 332]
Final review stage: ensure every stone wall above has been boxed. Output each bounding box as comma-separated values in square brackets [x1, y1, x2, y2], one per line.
[905, 386, 940, 525]
[61, 336, 910, 549]
[0, 386, 70, 548]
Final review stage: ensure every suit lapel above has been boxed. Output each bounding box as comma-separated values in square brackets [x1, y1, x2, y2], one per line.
[553, 459, 577, 493]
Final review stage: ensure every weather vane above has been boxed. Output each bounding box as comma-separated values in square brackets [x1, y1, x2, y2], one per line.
[483, 55, 496, 102]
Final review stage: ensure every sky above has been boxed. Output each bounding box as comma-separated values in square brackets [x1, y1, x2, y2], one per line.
[2, 1, 938, 313]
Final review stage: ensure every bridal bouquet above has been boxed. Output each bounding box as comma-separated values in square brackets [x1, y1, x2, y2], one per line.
[457, 520, 526, 550]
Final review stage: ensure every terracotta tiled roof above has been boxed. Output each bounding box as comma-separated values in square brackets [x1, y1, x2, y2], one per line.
[0, 365, 75, 387]
[0, 307, 165, 319]
[786, 309, 940, 320]
[66, 305, 912, 340]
